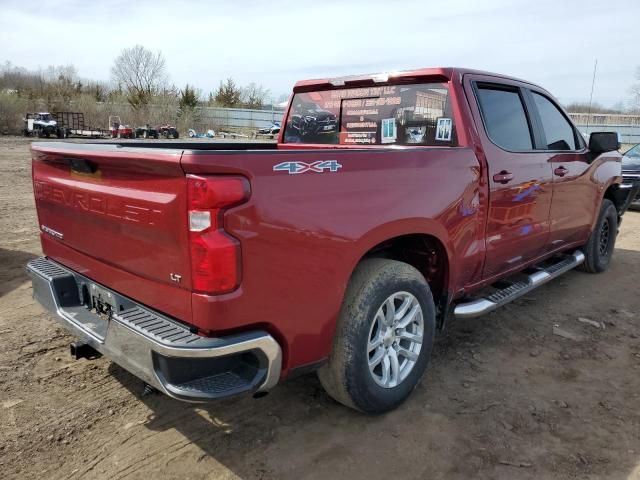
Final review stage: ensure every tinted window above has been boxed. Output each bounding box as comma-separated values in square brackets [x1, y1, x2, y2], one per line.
[283, 83, 457, 146]
[532, 92, 577, 150]
[476, 87, 532, 150]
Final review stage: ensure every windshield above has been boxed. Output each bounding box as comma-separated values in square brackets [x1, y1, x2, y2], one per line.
[623, 144, 640, 168]
[283, 82, 456, 146]
[624, 144, 640, 158]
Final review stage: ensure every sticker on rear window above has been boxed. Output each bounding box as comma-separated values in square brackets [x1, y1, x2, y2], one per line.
[435, 117, 452, 142]
[381, 118, 397, 144]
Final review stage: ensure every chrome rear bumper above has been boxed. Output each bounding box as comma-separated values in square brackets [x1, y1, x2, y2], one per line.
[27, 257, 282, 402]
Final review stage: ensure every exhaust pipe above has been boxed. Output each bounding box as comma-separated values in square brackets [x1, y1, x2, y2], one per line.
[70, 341, 100, 360]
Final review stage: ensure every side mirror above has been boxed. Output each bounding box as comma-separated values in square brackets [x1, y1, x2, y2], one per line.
[588, 132, 620, 155]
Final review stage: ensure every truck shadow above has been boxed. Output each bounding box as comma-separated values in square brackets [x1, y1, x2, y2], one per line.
[108, 246, 640, 479]
[0, 248, 38, 298]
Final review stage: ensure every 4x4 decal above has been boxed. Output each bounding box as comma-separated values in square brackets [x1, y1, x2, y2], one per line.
[273, 160, 342, 175]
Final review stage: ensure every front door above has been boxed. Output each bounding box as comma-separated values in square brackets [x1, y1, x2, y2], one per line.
[464, 76, 554, 279]
[524, 89, 598, 249]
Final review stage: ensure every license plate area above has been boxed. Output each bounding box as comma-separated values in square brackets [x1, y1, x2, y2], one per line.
[88, 282, 117, 317]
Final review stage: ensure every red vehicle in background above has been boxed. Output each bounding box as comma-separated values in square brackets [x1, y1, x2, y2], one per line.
[27, 67, 637, 414]
[108, 116, 135, 139]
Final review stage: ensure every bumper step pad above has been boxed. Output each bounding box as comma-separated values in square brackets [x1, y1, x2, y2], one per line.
[26, 257, 282, 402]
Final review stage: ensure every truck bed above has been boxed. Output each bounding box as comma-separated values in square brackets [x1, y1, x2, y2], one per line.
[86, 141, 279, 151]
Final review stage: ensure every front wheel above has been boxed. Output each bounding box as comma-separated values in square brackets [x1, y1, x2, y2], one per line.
[578, 199, 618, 273]
[318, 258, 435, 413]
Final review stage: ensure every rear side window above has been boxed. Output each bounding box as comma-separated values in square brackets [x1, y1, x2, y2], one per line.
[476, 86, 533, 151]
[283, 82, 457, 146]
[531, 92, 577, 150]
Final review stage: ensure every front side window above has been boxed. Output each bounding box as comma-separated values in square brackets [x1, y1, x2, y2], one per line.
[476, 86, 533, 151]
[531, 92, 577, 150]
[283, 82, 457, 146]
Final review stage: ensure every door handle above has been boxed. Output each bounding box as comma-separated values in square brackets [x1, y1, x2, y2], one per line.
[493, 171, 514, 184]
[554, 166, 569, 177]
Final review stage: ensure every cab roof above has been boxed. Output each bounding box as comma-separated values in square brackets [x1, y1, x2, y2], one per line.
[293, 67, 538, 92]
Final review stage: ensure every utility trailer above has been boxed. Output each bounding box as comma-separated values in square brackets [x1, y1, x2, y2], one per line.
[54, 112, 109, 138]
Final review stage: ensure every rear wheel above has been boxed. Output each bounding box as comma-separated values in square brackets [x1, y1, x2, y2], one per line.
[578, 199, 617, 273]
[318, 258, 435, 413]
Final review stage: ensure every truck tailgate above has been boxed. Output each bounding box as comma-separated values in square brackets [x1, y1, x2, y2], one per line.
[31, 143, 192, 322]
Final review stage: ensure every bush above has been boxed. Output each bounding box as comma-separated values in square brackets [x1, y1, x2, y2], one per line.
[0, 92, 28, 134]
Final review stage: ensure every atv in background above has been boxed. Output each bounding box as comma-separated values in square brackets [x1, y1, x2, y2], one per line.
[134, 124, 159, 139]
[23, 113, 63, 138]
[157, 124, 179, 139]
[109, 116, 135, 139]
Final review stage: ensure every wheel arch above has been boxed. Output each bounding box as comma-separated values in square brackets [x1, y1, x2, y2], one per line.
[347, 222, 452, 328]
[602, 182, 630, 218]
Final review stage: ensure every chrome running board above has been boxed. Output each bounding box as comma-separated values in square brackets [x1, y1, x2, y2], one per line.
[453, 250, 585, 319]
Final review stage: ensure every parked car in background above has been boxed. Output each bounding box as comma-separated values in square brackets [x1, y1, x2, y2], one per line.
[622, 143, 640, 209]
[255, 122, 281, 137]
[27, 67, 638, 414]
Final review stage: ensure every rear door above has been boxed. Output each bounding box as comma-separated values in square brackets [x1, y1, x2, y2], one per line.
[524, 89, 597, 248]
[464, 75, 554, 278]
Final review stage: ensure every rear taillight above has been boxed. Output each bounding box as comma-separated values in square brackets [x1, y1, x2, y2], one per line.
[187, 175, 250, 294]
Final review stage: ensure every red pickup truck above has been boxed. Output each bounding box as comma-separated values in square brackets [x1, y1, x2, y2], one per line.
[28, 67, 637, 413]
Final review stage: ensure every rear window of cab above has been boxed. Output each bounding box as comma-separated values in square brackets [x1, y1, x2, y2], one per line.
[283, 82, 457, 146]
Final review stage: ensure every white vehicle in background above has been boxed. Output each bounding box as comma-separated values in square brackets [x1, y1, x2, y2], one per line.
[23, 112, 62, 138]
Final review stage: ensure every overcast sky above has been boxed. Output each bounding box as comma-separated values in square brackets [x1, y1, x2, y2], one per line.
[1, 0, 638, 106]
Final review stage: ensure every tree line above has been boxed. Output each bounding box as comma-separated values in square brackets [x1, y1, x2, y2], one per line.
[0, 45, 283, 134]
[1, 46, 273, 111]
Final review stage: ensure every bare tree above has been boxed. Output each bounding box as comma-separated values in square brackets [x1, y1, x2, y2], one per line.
[241, 82, 270, 109]
[111, 45, 167, 110]
[630, 66, 640, 113]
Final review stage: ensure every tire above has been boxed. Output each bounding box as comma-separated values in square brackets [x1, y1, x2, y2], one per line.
[318, 258, 436, 414]
[577, 199, 618, 273]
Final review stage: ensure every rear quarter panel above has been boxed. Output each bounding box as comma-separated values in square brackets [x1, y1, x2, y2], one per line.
[182, 147, 485, 374]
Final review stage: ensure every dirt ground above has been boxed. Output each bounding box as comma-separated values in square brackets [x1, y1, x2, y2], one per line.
[1, 135, 639, 480]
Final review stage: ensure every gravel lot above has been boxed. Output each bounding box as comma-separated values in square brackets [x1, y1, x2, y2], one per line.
[1, 136, 639, 480]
